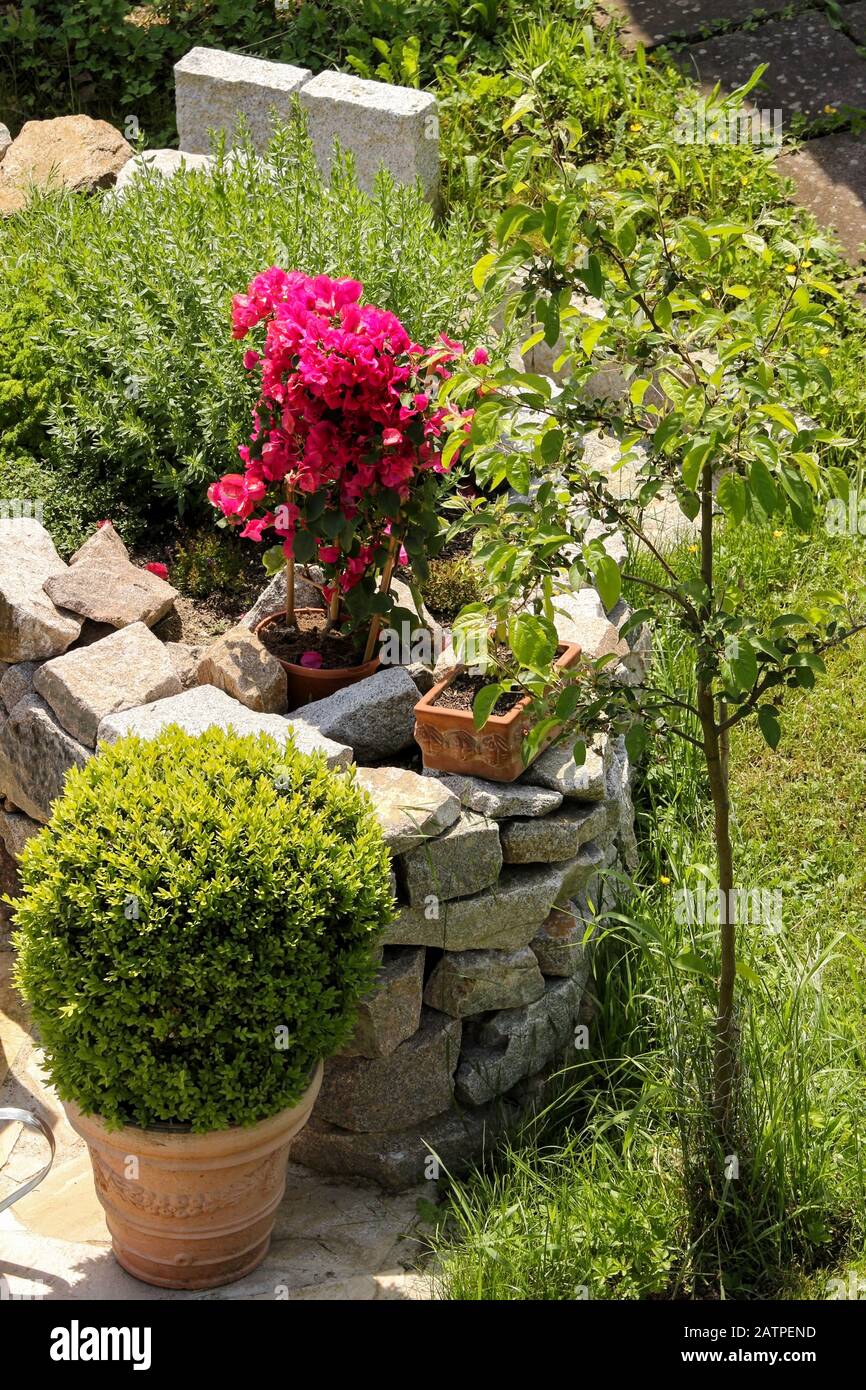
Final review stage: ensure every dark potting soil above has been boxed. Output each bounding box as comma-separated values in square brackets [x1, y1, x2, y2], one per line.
[432, 669, 524, 718]
[259, 609, 367, 670]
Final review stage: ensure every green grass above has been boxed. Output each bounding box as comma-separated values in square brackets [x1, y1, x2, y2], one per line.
[428, 524, 866, 1299]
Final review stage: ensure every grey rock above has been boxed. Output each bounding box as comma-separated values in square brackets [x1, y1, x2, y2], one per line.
[406, 660, 436, 694]
[0, 807, 42, 860]
[383, 861, 562, 950]
[354, 765, 460, 855]
[530, 903, 589, 977]
[340, 947, 425, 1058]
[455, 974, 588, 1105]
[238, 568, 326, 631]
[0, 519, 83, 662]
[500, 801, 609, 864]
[608, 598, 652, 687]
[0, 693, 91, 823]
[69, 522, 129, 568]
[449, 864, 564, 949]
[606, 733, 639, 872]
[96, 683, 352, 769]
[34, 622, 182, 747]
[399, 810, 502, 905]
[43, 558, 178, 630]
[0, 839, 18, 945]
[422, 769, 562, 819]
[164, 641, 206, 690]
[299, 69, 439, 203]
[520, 733, 611, 800]
[432, 641, 460, 682]
[424, 945, 545, 1018]
[289, 1102, 509, 1191]
[552, 588, 631, 671]
[0, 123, 10, 162]
[557, 840, 606, 901]
[291, 665, 419, 762]
[0, 662, 38, 714]
[314, 1008, 462, 1132]
[195, 625, 287, 714]
[113, 148, 214, 196]
[175, 46, 312, 156]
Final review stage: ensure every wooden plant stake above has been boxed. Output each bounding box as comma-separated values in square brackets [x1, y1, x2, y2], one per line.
[362, 530, 401, 664]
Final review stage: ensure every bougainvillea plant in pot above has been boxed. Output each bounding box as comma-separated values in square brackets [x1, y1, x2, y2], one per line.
[208, 269, 476, 707]
[10, 727, 393, 1290]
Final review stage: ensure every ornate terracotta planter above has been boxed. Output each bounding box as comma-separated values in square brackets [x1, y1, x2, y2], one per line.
[65, 1061, 323, 1291]
[254, 608, 380, 708]
[413, 642, 581, 783]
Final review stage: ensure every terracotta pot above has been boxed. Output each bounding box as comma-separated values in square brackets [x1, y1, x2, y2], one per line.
[255, 608, 380, 709]
[65, 1061, 323, 1291]
[413, 642, 582, 783]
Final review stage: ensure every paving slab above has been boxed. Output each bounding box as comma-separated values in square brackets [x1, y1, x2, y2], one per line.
[780, 131, 866, 262]
[676, 13, 866, 122]
[842, 2, 866, 46]
[603, 0, 788, 51]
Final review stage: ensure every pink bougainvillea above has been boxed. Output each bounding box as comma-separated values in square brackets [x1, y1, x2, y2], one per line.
[208, 269, 477, 630]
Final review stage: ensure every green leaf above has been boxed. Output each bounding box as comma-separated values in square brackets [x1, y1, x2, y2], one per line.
[757, 706, 781, 749]
[555, 684, 581, 722]
[749, 458, 778, 517]
[472, 252, 498, 288]
[473, 684, 504, 730]
[509, 612, 558, 671]
[580, 320, 605, 358]
[572, 738, 587, 767]
[540, 427, 564, 465]
[717, 472, 746, 525]
[673, 950, 714, 979]
[736, 959, 762, 987]
[591, 553, 622, 611]
[292, 529, 317, 564]
[262, 545, 286, 578]
[625, 722, 648, 761]
[756, 403, 799, 435]
[582, 254, 603, 298]
[681, 438, 712, 491]
[503, 93, 535, 132]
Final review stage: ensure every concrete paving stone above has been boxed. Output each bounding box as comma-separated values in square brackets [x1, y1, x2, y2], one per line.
[675, 14, 866, 122]
[780, 131, 866, 263]
[603, 0, 787, 51]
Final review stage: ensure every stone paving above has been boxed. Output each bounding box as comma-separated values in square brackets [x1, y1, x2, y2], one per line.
[0, 954, 434, 1302]
[606, 0, 866, 263]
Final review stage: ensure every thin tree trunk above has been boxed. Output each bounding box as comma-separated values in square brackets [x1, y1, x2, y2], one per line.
[699, 684, 736, 1136]
[698, 462, 737, 1137]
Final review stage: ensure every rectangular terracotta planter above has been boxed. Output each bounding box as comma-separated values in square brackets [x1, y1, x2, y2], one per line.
[413, 642, 582, 783]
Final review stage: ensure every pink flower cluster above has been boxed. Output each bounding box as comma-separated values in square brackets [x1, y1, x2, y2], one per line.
[208, 269, 474, 599]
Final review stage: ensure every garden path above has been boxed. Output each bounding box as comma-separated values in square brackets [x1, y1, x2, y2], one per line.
[604, 0, 866, 265]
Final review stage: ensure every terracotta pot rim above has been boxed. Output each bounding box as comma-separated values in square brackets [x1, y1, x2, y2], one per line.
[63, 1060, 324, 1162]
[414, 640, 582, 727]
[254, 607, 380, 679]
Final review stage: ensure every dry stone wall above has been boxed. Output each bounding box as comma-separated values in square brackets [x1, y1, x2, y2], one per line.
[1, 512, 647, 1191]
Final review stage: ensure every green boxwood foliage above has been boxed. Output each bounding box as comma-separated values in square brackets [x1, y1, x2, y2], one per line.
[11, 727, 394, 1132]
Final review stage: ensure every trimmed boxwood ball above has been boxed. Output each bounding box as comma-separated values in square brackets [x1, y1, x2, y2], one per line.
[12, 726, 394, 1132]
